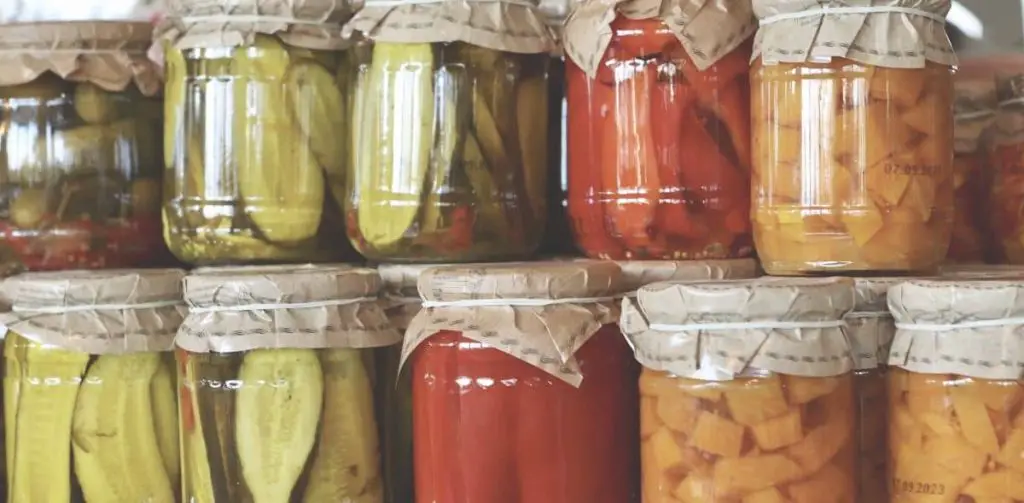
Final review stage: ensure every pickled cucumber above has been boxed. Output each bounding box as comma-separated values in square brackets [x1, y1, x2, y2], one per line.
[286, 61, 347, 176]
[74, 83, 120, 124]
[164, 44, 187, 170]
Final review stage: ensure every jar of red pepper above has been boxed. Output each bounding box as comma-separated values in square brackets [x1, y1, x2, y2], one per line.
[403, 260, 639, 503]
[562, 0, 755, 260]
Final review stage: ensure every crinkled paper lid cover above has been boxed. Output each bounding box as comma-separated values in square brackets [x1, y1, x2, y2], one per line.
[847, 277, 903, 370]
[178, 264, 400, 353]
[564, 0, 755, 77]
[954, 69, 998, 154]
[0, 21, 161, 95]
[377, 263, 433, 330]
[345, 0, 554, 54]
[888, 279, 1024, 379]
[160, 0, 355, 50]
[617, 258, 759, 293]
[403, 260, 623, 386]
[620, 277, 856, 379]
[752, 0, 956, 69]
[0, 269, 187, 355]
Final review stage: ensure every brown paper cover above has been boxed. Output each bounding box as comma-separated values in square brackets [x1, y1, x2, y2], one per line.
[620, 277, 855, 379]
[0, 21, 161, 95]
[403, 260, 622, 386]
[847, 278, 901, 371]
[177, 264, 400, 353]
[378, 263, 433, 331]
[993, 66, 1024, 146]
[0, 269, 186, 354]
[888, 279, 1024, 379]
[954, 60, 998, 154]
[159, 0, 354, 51]
[344, 0, 553, 54]
[564, 0, 754, 77]
[617, 258, 759, 292]
[752, 0, 956, 69]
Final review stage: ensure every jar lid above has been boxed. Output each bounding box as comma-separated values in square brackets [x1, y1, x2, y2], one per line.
[0, 21, 160, 94]
[847, 278, 903, 371]
[888, 278, 1024, 379]
[0, 268, 186, 354]
[417, 260, 622, 303]
[617, 259, 759, 293]
[378, 263, 433, 300]
[621, 277, 855, 379]
[177, 264, 400, 353]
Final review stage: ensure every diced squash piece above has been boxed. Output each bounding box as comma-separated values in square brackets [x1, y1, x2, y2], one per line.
[641, 439, 671, 502]
[712, 454, 804, 497]
[690, 411, 745, 458]
[751, 409, 803, 450]
[923, 434, 988, 482]
[650, 427, 686, 472]
[951, 385, 1001, 454]
[742, 487, 787, 503]
[892, 404, 924, 458]
[920, 412, 958, 437]
[906, 372, 952, 421]
[679, 379, 724, 402]
[785, 375, 840, 405]
[641, 371, 681, 397]
[963, 470, 1024, 501]
[787, 404, 852, 473]
[725, 376, 790, 426]
[641, 396, 660, 439]
[673, 471, 716, 503]
[787, 463, 852, 503]
[657, 394, 702, 435]
[997, 428, 1024, 473]
[968, 379, 1022, 412]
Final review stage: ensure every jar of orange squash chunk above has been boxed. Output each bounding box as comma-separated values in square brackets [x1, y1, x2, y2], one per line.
[888, 279, 1024, 502]
[989, 64, 1024, 263]
[620, 277, 857, 503]
[751, 1, 956, 275]
[846, 278, 900, 503]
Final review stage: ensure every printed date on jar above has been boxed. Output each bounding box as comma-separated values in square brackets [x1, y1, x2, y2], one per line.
[883, 162, 940, 176]
[892, 477, 945, 495]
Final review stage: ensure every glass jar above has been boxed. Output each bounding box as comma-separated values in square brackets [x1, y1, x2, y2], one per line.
[0, 23, 165, 270]
[412, 325, 638, 502]
[0, 269, 184, 503]
[344, 41, 549, 262]
[640, 370, 855, 502]
[177, 265, 399, 503]
[988, 61, 1024, 264]
[161, 35, 352, 265]
[752, 59, 954, 274]
[565, 16, 753, 260]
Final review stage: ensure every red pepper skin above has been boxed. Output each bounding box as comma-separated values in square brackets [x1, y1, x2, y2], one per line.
[0, 216, 166, 270]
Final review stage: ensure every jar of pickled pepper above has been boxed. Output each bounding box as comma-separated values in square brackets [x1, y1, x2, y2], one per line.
[989, 61, 1024, 264]
[620, 277, 857, 503]
[176, 265, 400, 503]
[0, 269, 186, 503]
[751, 0, 956, 275]
[343, 1, 554, 262]
[949, 58, 998, 263]
[0, 22, 166, 270]
[562, 0, 755, 260]
[887, 279, 1024, 502]
[846, 278, 900, 503]
[616, 258, 758, 292]
[403, 261, 639, 503]
[158, 0, 356, 265]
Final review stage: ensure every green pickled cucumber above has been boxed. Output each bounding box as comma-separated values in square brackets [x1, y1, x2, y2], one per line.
[355, 43, 435, 248]
[233, 37, 324, 244]
[463, 133, 509, 236]
[286, 61, 347, 177]
[193, 353, 252, 503]
[515, 77, 549, 221]
[164, 43, 187, 170]
[421, 63, 469, 234]
[74, 83, 120, 124]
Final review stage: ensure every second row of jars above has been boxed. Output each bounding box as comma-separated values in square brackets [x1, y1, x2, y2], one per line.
[7, 260, 1024, 503]
[7, 1, 1024, 273]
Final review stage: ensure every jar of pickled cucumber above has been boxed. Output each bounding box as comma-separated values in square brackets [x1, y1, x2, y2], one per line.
[538, 0, 575, 256]
[562, 0, 754, 260]
[846, 278, 900, 503]
[158, 0, 357, 265]
[404, 261, 639, 502]
[751, 1, 956, 275]
[343, 1, 554, 262]
[989, 63, 1024, 264]
[620, 277, 857, 503]
[376, 263, 431, 503]
[0, 22, 165, 270]
[617, 258, 758, 293]
[176, 265, 400, 502]
[887, 278, 1024, 503]
[949, 58, 998, 263]
[0, 269, 186, 502]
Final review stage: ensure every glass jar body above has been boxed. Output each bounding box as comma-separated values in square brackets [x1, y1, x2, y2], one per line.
[375, 344, 414, 503]
[752, 59, 954, 275]
[178, 347, 384, 502]
[411, 325, 639, 503]
[566, 16, 753, 261]
[0, 74, 165, 270]
[346, 41, 550, 262]
[949, 151, 992, 262]
[854, 367, 887, 503]
[162, 37, 352, 265]
[990, 142, 1024, 263]
[4, 332, 179, 502]
[639, 370, 856, 502]
[888, 368, 1024, 502]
